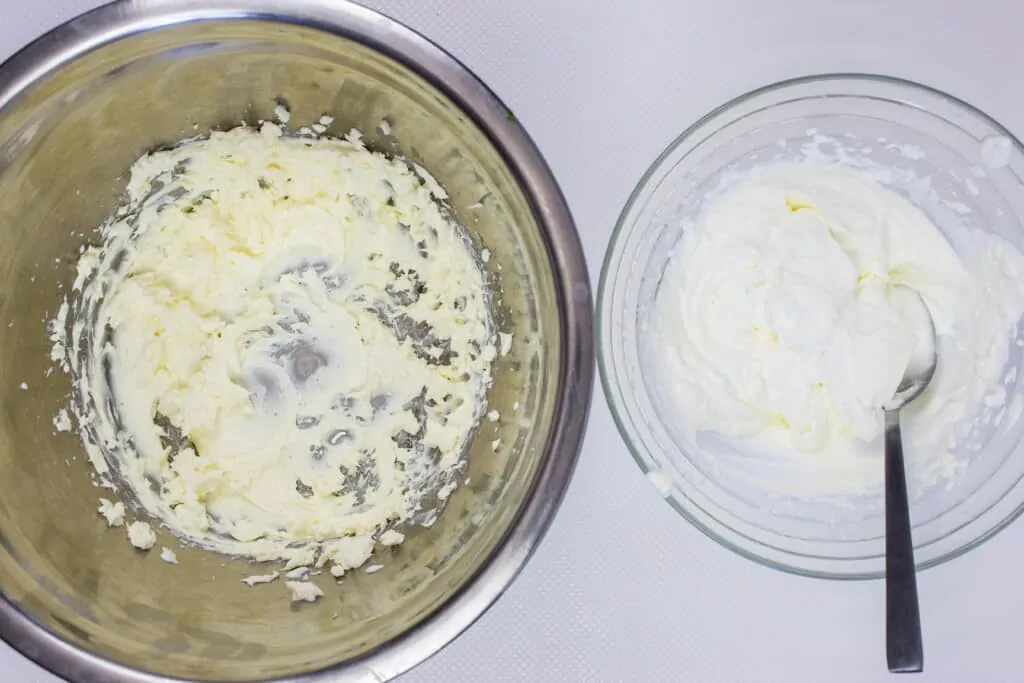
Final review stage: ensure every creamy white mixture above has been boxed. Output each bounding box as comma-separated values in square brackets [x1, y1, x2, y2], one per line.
[53, 120, 495, 581]
[651, 164, 1024, 496]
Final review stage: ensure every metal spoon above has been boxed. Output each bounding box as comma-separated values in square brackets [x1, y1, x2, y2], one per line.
[883, 286, 937, 674]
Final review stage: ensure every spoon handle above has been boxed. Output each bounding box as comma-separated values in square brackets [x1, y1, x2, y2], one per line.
[884, 408, 923, 673]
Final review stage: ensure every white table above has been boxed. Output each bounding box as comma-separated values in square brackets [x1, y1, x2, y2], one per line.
[4, 0, 1023, 680]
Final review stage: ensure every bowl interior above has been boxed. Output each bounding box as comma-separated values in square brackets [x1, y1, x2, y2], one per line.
[600, 75, 1024, 578]
[0, 13, 564, 681]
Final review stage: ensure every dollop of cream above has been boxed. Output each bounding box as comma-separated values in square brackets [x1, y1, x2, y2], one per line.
[55, 122, 495, 574]
[650, 165, 1024, 496]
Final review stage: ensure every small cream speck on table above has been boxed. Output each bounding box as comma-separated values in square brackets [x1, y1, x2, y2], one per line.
[4, 0, 1024, 681]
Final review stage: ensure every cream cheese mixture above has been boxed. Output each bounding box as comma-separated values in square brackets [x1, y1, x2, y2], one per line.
[52, 120, 496, 580]
[650, 164, 1024, 496]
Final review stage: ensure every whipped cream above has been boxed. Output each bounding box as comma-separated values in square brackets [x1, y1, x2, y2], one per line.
[650, 164, 1024, 496]
[53, 121, 495, 575]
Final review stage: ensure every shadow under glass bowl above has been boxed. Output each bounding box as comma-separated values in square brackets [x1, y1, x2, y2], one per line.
[0, 1, 593, 681]
[599, 73, 1024, 579]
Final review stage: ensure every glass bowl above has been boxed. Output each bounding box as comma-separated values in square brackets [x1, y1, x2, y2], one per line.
[598, 74, 1024, 579]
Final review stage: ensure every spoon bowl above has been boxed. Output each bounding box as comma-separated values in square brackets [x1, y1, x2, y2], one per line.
[886, 285, 939, 411]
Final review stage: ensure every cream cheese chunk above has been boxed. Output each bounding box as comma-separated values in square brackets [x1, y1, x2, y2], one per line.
[127, 521, 156, 550]
[285, 580, 324, 603]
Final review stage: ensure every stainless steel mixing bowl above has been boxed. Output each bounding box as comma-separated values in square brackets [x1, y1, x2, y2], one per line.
[0, 1, 593, 680]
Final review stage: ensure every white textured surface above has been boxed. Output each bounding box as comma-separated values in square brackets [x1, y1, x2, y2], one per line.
[3, 0, 1024, 681]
